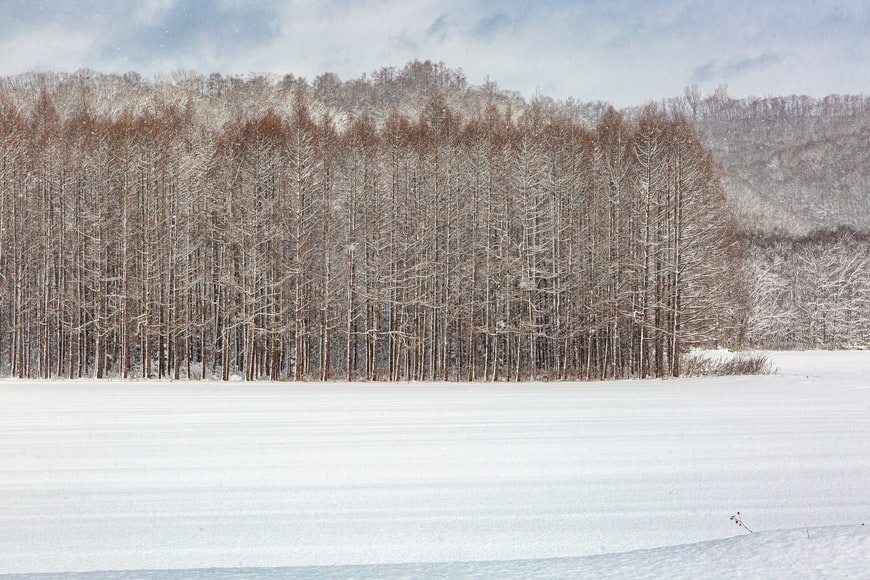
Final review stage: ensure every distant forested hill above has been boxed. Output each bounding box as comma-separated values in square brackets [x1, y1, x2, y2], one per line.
[665, 88, 870, 349]
[679, 90, 870, 236]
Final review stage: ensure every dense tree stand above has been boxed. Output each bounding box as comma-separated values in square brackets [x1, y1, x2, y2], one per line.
[0, 68, 744, 380]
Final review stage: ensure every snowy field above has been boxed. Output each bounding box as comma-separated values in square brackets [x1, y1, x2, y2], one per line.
[1, 351, 868, 578]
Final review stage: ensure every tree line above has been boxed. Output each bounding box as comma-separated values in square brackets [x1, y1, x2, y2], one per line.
[743, 228, 870, 349]
[0, 74, 743, 380]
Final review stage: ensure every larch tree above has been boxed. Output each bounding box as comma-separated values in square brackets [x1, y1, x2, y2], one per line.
[0, 70, 748, 381]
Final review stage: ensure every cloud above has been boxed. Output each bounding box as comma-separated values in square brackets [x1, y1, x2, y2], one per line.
[0, 22, 94, 73]
[425, 13, 449, 41]
[692, 52, 784, 85]
[472, 13, 513, 39]
[133, 0, 176, 26]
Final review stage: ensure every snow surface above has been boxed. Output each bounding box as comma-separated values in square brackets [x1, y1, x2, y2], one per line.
[1, 351, 868, 577]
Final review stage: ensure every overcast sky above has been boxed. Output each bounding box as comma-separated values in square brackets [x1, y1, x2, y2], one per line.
[1, 0, 867, 107]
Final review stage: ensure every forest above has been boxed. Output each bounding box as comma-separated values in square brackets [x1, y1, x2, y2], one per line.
[0, 62, 866, 380]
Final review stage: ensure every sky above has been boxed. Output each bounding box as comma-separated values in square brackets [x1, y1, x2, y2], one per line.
[0, 0, 868, 107]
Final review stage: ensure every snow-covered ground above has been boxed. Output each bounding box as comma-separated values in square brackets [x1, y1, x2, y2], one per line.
[1, 351, 868, 577]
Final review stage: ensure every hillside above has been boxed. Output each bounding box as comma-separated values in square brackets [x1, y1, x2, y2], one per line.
[672, 91, 870, 348]
[687, 93, 870, 236]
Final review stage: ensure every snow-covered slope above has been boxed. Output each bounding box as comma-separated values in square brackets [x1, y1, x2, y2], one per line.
[1, 351, 868, 576]
[4, 525, 867, 578]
